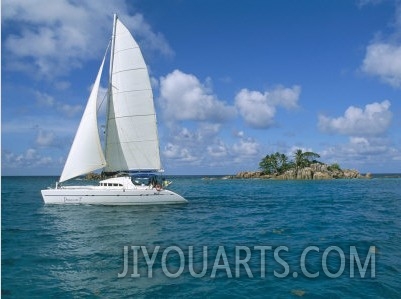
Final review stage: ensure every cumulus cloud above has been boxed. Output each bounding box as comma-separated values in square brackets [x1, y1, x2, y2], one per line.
[2, 0, 173, 78]
[161, 124, 221, 166]
[235, 89, 276, 128]
[207, 141, 229, 158]
[320, 136, 401, 171]
[318, 99, 399, 171]
[163, 143, 198, 163]
[157, 72, 296, 170]
[361, 4, 401, 87]
[159, 70, 236, 122]
[362, 43, 401, 87]
[232, 138, 260, 157]
[318, 100, 392, 137]
[160, 122, 261, 171]
[235, 85, 301, 128]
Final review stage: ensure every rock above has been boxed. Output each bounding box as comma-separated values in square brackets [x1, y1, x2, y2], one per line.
[313, 172, 333, 180]
[331, 170, 343, 179]
[297, 167, 313, 179]
[310, 163, 328, 172]
[277, 169, 297, 180]
[342, 169, 360, 178]
[235, 171, 262, 178]
[234, 163, 366, 180]
[253, 171, 262, 178]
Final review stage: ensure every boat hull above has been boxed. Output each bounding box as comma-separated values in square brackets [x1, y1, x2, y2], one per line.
[41, 187, 187, 205]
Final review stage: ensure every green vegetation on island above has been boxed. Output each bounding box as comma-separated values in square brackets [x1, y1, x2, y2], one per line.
[234, 149, 371, 180]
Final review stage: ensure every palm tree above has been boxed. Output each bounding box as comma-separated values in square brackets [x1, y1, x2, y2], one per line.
[259, 152, 290, 175]
[294, 149, 305, 171]
[293, 149, 320, 172]
[302, 151, 320, 164]
[260, 150, 320, 175]
[277, 152, 289, 173]
[259, 154, 273, 174]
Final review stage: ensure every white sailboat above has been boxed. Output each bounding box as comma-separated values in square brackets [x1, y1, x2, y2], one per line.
[41, 14, 186, 205]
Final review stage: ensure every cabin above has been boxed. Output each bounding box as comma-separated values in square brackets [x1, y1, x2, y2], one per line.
[98, 177, 137, 189]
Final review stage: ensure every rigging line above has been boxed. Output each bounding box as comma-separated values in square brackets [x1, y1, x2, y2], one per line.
[113, 46, 140, 55]
[112, 67, 146, 75]
[97, 39, 112, 114]
[97, 89, 108, 113]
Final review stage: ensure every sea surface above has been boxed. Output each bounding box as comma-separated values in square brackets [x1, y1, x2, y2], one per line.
[2, 175, 401, 298]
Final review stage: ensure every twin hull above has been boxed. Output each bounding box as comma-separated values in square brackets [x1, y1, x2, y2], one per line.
[41, 187, 187, 205]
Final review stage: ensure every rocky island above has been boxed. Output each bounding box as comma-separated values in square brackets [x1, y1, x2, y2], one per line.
[230, 149, 371, 180]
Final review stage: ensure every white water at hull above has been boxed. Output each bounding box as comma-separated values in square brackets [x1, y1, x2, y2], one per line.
[41, 187, 187, 205]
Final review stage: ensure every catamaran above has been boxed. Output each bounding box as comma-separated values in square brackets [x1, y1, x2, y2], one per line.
[41, 14, 186, 205]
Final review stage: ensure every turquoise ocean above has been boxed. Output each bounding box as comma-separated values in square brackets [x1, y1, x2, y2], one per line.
[2, 175, 401, 298]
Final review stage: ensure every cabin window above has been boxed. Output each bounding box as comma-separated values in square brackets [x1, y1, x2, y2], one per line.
[100, 182, 122, 187]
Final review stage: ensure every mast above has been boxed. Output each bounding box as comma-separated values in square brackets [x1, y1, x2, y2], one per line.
[109, 14, 117, 83]
[104, 13, 118, 169]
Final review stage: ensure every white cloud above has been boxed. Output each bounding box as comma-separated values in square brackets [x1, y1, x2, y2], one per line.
[2, 115, 77, 135]
[235, 86, 301, 129]
[36, 92, 55, 107]
[347, 137, 390, 155]
[233, 130, 245, 138]
[357, 0, 384, 8]
[161, 124, 222, 166]
[2, 0, 173, 78]
[232, 138, 260, 157]
[2, 148, 55, 169]
[362, 43, 401, 87]
[160, 122, 261, 171]
[125, 13, 174, 57]
[318, 99, 399, 171]
[207, 141, 229, 158]
[361, 4, 401, 87]
[287, 145, 314, 158]
[36, 130, 56, 147]
[235, 89, 276, 128]
[57, 104, 82, 118]
[159, 70, 236, 122]
[320, 137, 401, 171]
[318, 100, 392, 137]
[34, 128, 68, 149]
[268, 86, 301, 109]
[163, 143, 198, 163]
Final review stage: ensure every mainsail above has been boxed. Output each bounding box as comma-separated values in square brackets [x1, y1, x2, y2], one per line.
[59, 55, 107, 183]
[104, 17, 162, 172]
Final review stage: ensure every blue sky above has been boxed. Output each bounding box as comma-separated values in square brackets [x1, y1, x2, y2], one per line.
[2, 0, 401, 175]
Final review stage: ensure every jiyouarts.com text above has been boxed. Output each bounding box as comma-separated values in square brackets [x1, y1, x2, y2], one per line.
[117, 245, 376, 279]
